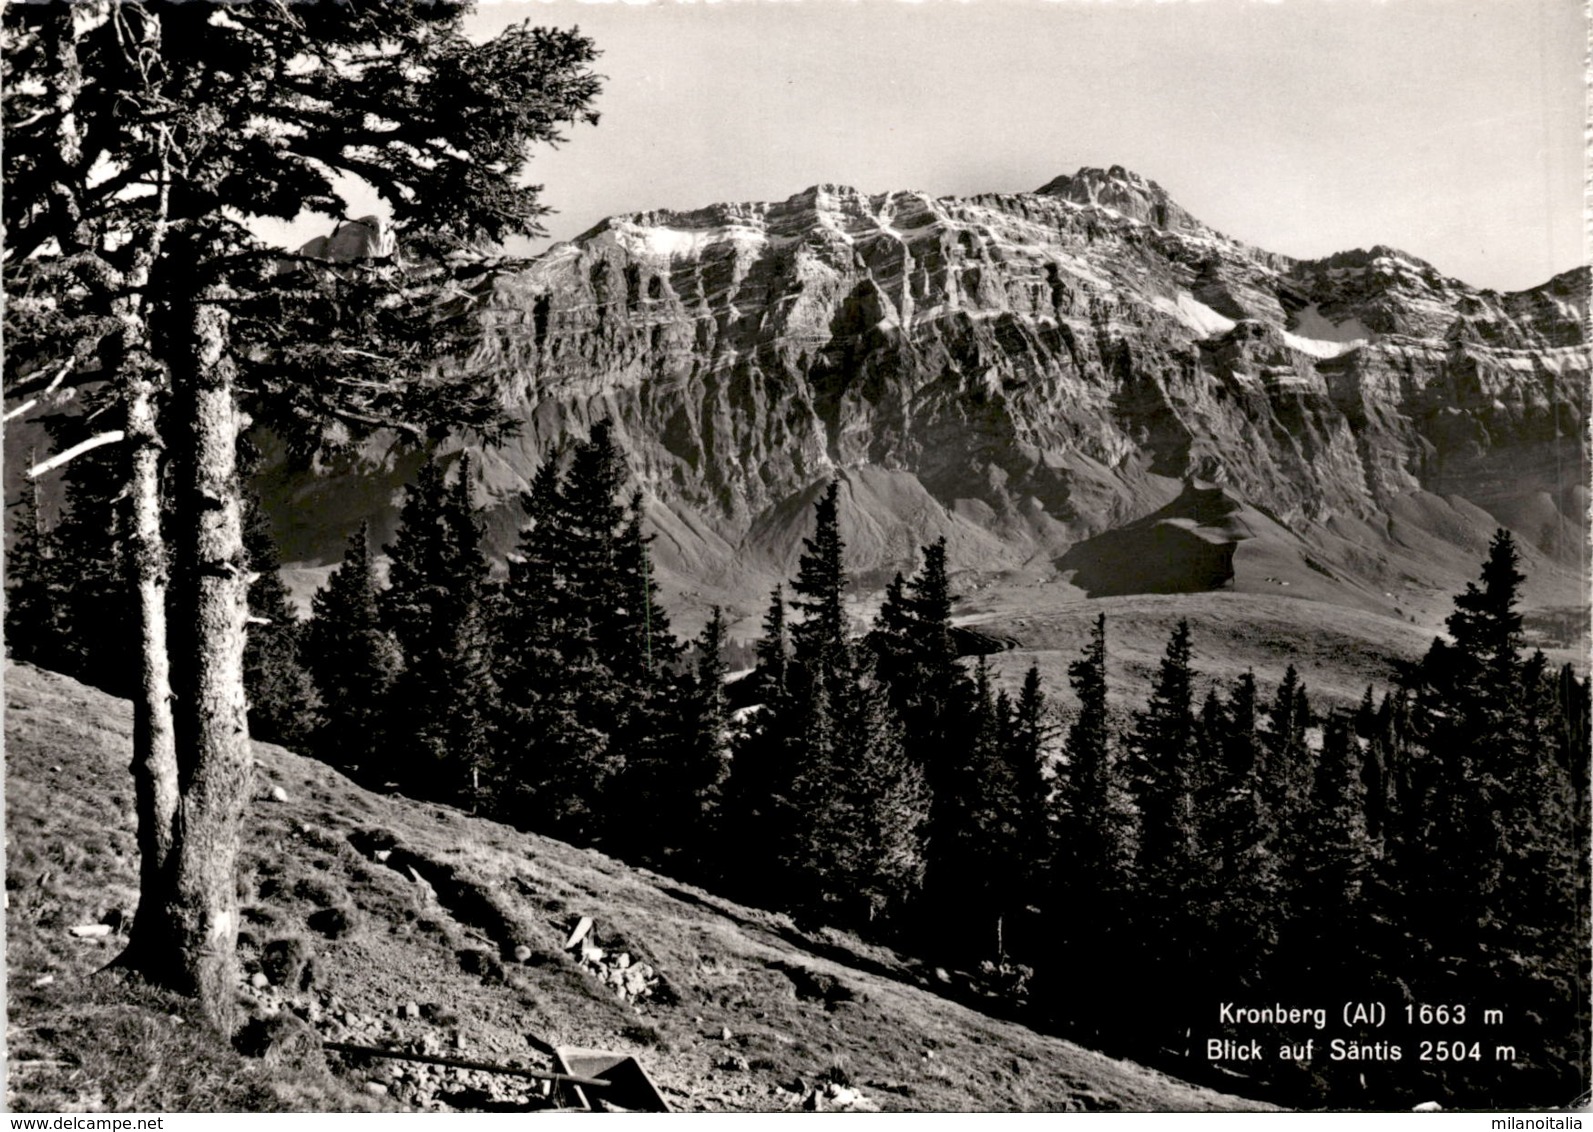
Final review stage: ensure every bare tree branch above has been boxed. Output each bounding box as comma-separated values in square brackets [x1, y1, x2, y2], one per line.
[27, 429, 125, 478]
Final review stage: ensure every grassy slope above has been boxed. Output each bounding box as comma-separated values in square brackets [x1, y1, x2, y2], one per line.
[5, 662, 1270, 1114]
[954, 586, 1585, 714]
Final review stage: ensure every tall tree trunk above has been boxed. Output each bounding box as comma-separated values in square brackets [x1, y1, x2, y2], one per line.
[111, 4, 181, 970]
[125, 369, 179, 904]
[134, 295, 252, 1023]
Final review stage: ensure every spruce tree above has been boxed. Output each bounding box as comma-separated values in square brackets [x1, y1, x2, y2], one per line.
[754, 585, 791, 704]
[1123, 619, 1204, 1054]
[381, 454, 495, 801]
[604, 491, 685, 851]
[307, 523, 401, 774]
[1393, 531, 1591, 1104]
[498, 447, 614, 840]
[773, 665, 845, 917]
[1047, 613, 1134, 1038]
[721, 586, 795, 894]
[241, 486, 316, 748]
[38, 437, 136, 693]
[495, 424, 678, 844]
[1202, 671, 1281, 998]
[681, 608, 734, 864]
[1128, 620, 1200, 893]
[1008, 665, 1054, 888]
[937, 657, 1017, 958]
[842, 659, 930, 927]
[1289, 715, 1371, 993]
[1405, 531, 1527, 963]
[776, 655, 928, 929]
[955, 663, 1052, 966]
[743, 483, 931, 930]
[872, 537, 974, 940]
[1265, 664, 1314, 823]
[790, 479, 849, 669]
[616, 608, 731, 876]
[6, 0, 601, 1013]
[869, 573, 914, 687]
[5, 475, 65, 669]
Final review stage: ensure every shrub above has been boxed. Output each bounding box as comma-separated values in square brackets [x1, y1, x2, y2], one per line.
[306, 906, 357, 939]
[261, 938, 315, 990]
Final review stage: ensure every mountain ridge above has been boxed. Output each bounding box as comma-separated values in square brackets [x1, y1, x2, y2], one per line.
[265, 166, 1589, 637]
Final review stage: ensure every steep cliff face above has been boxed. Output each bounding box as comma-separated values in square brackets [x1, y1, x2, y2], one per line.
[273, 168, 1588, 620]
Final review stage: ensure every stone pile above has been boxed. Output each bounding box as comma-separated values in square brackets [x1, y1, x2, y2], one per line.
[563, 915, 664, 1004]
[769, 1077, 881, 1112]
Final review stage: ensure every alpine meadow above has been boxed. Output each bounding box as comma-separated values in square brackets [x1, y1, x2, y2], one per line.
[4, 0, 1587, 1116]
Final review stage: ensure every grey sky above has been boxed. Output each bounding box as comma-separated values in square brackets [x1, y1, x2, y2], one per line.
[285, 0, 1585, 294]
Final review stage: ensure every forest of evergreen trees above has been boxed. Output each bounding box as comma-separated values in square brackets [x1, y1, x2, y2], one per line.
[7, 420, 1588, 1110]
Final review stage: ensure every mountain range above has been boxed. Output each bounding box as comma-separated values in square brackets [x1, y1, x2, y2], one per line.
[263, 165, 1589, 645]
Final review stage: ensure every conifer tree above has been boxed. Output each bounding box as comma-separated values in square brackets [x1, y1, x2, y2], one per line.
[773, 666, 845, 916]
[1008, 665, 1054, 884]
[382, 454, 496, 802]
[616, 608, 731, 875]
[496, 424, 677, 843]
[744, 483, 930, 929]
[1202, 671, 1280, 997]
[721, 586, 795, 894]
[1352, 685, 1390, 841]
[241, 487, 316, 748]
[776, 655, 928, 929]
[446, 457, 500, 811]
[1128, 620, 1200, 893]
[1123, 619, 1204, 1053]
[869, 573, 915, 687]
[6, 1, 601, 1012]
[1405, 530, 1529, 962]
[681, 608, 734, 858]
[1047, 613, 1134, 1037]
[754, 585, 791, 704]
[954, 663, 1052, 964]
[1057, 615, 1128, 883]
[871, 537, 974, 938]
[1288, 715, 1370, 992]
[938, 657, 1018, 958]
[5, 475, 65, 669]
[1265, 664, 1315, 826]
[790, 479, 849, 670]
[605, 491, 685, 850]
[1389, 531, 1592, 1105]
[307, 523, 401, 773]
[842, 659, 931, 926]
[36, 439, 136, 693]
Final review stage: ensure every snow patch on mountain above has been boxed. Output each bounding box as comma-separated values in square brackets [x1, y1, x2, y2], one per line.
[1283, 331, 1361, 359]
[1152, 292, 1237, 338]
[613, 221, 773, 260]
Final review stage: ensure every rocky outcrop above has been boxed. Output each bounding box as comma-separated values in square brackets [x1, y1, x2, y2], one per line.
[300, 216, 396, 262]
[271, 170, 1588, 616]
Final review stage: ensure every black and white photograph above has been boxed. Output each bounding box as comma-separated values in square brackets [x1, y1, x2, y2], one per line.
[2, 0, 1587, 1117]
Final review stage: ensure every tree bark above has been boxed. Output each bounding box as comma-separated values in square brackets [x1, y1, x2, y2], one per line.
[109, 2, 181, 974]
[125, 370, 179, 904]
[134, 294, 252, 1023]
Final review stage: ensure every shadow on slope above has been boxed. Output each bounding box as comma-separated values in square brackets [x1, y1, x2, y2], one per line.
[1056, 479, 1256, 597]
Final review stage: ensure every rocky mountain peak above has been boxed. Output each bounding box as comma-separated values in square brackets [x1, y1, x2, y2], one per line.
[299, 215, 395, 262]
[265, 169, 1587, 630]
[1034, 165, 1200, 232]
